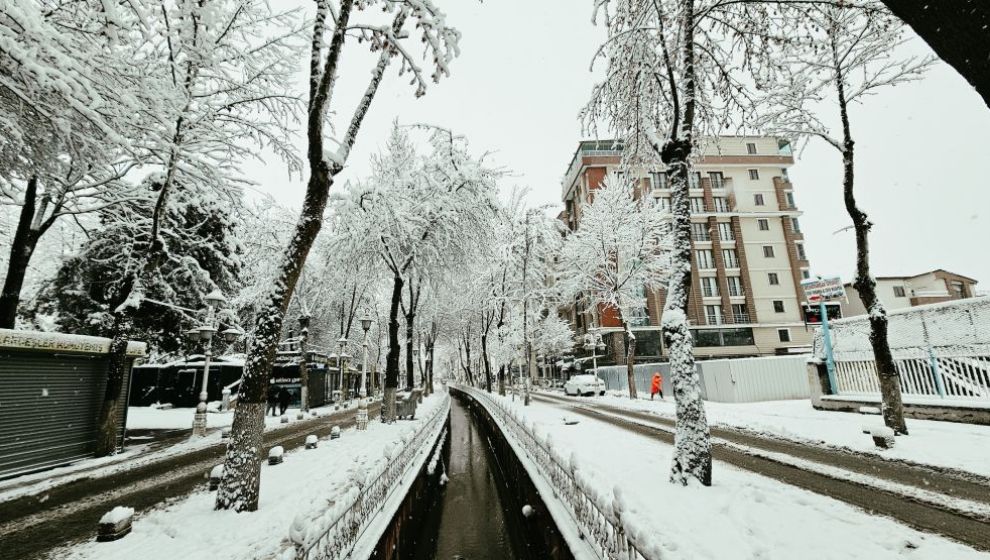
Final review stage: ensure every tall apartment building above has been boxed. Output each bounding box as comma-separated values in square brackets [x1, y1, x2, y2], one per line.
[559, 137, 812, 360]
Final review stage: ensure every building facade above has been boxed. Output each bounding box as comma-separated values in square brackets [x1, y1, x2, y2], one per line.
[559, 137, 814, 360]
[840, 269, 980, 317]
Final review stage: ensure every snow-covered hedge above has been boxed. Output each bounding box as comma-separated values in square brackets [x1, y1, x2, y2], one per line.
[281, 395, 449, 560]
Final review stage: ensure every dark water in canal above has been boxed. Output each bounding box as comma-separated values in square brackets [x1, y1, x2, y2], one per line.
[408, 395, 527, 560]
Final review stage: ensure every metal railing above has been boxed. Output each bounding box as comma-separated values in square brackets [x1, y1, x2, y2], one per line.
[289, 394, 450, 560]
[833, 348, 990, 401]
[458, 385, 654, 560]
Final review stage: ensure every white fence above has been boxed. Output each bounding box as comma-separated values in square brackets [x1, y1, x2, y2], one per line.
[595, 355, 811, 403]
[814, 298, 990, 403]
[458, 385, 658, 560]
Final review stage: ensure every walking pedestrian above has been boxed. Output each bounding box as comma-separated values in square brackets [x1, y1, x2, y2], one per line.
[651, 372, 664, 400]
[267, 384, 279, 416]
[278, 385, 291, 416]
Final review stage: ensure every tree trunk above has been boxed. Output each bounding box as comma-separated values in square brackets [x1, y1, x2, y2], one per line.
[383, 274, 404, 422]
[404, 312, 415, 390]
[497, 364, 506, 395]
[93, 313, 132, 456]
[481, 331, 493, 392]
[661, 141, 712, 487]
[832, 58, 908, 435]
[624, 322, 638, 399]
[463, 336, 473, 385]
[881, 1, 990, 110]
[0, 176, 41, 328]
[426, 338, 435, 395]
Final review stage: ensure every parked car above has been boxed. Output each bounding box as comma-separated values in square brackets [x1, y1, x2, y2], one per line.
[564, 374, 606, 396]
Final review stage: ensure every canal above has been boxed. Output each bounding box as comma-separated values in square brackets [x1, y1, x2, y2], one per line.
[407, 393, 529, 560]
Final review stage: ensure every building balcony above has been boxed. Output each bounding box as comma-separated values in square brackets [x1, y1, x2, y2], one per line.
[733, 312, 751, 323]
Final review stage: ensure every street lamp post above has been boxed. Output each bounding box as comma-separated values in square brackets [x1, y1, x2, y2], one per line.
[189, 290, 226, 437]
[357, 313, 372, 430]
[298, 315, 311, 413]
[337, 336, 349, 404]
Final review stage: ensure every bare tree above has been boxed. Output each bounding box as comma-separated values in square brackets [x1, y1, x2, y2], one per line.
[761, 2, 934, 435]
[585, 0, 800, 485]
[215, 0, 463, 511]
[560, 173, 672, 399]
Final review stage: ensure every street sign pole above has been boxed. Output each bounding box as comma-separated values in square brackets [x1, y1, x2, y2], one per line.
[818, 299, 838, 394]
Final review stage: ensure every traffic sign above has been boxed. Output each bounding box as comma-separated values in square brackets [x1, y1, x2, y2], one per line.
[801, 276, 845, 303]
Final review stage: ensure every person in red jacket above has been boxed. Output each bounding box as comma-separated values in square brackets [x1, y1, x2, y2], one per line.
[650, 372, 664, 400]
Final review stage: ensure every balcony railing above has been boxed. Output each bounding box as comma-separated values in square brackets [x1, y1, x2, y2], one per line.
[733, 312, 751, 323]
[692, 232, 712, 242]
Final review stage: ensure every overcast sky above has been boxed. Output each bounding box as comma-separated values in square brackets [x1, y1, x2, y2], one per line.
[248, 0, 990, 289]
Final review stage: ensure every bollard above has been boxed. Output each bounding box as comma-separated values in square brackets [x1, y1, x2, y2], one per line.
[269, 446, 284, 465]
[97, 506, 134, 542]
[296, 412, 304, 421]
[280, 414, 289, 424]
[871, 427, 896, 449]
[330, 426, 341, 440]
[221, 427, 232, 439]
[305, 435, 318, 449]
[209, 465, 224, 490]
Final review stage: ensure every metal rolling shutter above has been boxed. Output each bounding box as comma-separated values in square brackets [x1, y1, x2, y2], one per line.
[0, 350, 113, 478]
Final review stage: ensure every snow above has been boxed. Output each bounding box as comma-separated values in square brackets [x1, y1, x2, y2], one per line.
[100, 506, 134, 525]
[589, 392, 990, 478]
[0, 402, 363, 503]
[59, 395, 447, 560]
[481, 391, 990, 560]
[268, 446, 284, 459]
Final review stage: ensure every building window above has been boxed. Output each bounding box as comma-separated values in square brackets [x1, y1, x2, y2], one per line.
[689, 172, 702, 189]
[757, 218, 770, 231]
[722, 249, 739, 268]
[951, 280, 966, 299]
[709, 172, 725, 189]
[696, 249, 715, 269]
[754, 193, 765, 206]
[650, 172, 668, 190]
[732, 303, 750, 323]
[801, 269, 811, 280]
[796, 243, 807, 260]
[768, 272, 779, 285]
[773, 300, 785, 313]
[718, 223, 734, 241]
[791, 217, 801, 232]
[763, 245, 775, 258]
[657, 196, 671, 210]
[701, 277, 720, 297]
[705, 304, 723, 325]
[693, 327, 756, 347]
[713, 197, 730, 212]
[748, 169, 759, 180]
[691, 223, 711, 242]
[893, 286, 906, 297]
[690, 197, 706, 213]
[746, 142, 757, 155]
[777, 328, 791, 342]
[727, 276, 744, 296]
[786, 192, 795, 207]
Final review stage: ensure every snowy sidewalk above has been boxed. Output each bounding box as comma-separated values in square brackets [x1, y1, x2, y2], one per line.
[471, 388, 990, 559]
[571, 391, 990, 478]
[0, 400, 379, 560]
[0, 402, 364, 503]
[57, 395, 447, 560]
